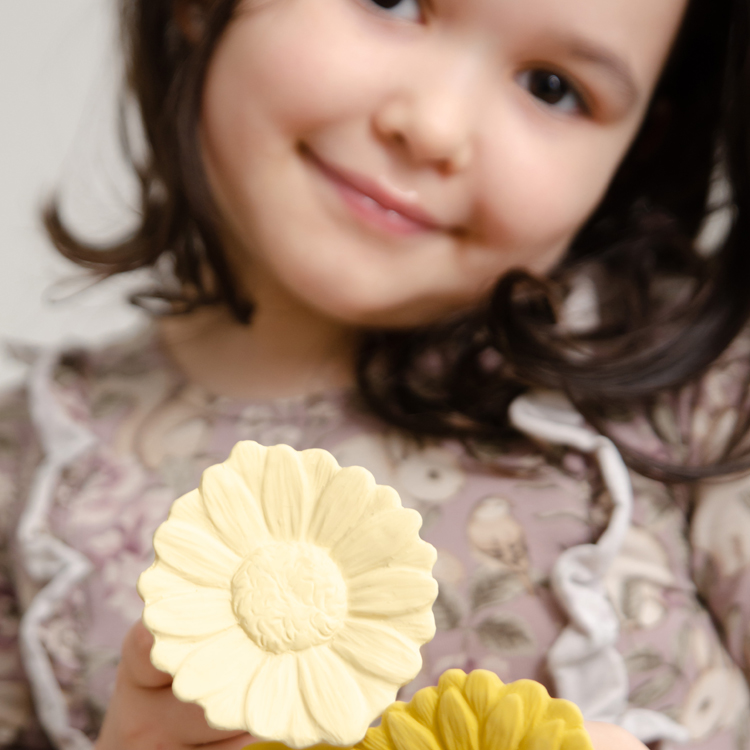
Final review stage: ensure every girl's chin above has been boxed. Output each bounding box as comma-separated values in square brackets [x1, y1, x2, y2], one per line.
[297, 290, 475, 330]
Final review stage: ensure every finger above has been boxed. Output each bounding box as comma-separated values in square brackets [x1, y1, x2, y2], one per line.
[120, 622, 256, 746]
[121, 619, 173, 689]
[173, 698, 252, 746]
[115, 680, 250, 747]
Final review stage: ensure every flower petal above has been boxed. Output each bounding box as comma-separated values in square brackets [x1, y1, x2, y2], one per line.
[369, 484, 402, 513]
[438, 670, 467, 694]
[201, 462, 271, 557]
[436, 687, 479, 750]
[245, 653, 319, 748]
[308, 466, 375, 548]
[483, 693, 526, 750]
[166, 488, 208, 526]
[143, 589, 235, 637]
[226, 441, 269, 501]
[300, 448, 341, 506]
[150, 636, 202, 675]
[464, 670, 504, 724]
[385, 706, 442, 750]
[348, 568, 438, 617]
[379, 610, 436, 644]
[528, 719, 565, 750]
[330, 509, 426, 579]
[137, 561, 209, 605]
[543, 699, 584, 728]
[407, 687, 439, 730]
[349, 669, 400, 722]
[154, 517, 241, 588]
[392, 538, 438, 572]
[172, 628, 266, 729]
[560, 728, 594, 750]
[360, 726, 395, 750]
[261, 445, 311, 542]
[333, 619, 422, 684]
[298, 646, 369, 746]
[505, 679, 549, 729]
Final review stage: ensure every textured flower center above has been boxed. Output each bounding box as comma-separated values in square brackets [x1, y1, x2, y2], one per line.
[230, 541, 348, 654]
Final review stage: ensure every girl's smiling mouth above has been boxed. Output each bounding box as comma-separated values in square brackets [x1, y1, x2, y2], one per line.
[301, 145, 444, 237]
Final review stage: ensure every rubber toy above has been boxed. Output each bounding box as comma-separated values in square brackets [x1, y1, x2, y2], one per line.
[138, 441, 438, 748]
[250, 669, 594, 750]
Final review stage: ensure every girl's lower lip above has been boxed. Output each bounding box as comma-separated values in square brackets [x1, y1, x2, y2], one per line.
[308, 153, 433, 237]
[334, 179, 431, 236]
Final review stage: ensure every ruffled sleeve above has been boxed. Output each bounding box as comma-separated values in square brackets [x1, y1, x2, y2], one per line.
[0, 384, 44, 747]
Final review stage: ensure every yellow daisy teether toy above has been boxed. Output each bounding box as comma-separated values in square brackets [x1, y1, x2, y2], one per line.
[251, 669, 593, 750]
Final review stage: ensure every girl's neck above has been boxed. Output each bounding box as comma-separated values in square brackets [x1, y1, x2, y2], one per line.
[158, 299, 359, 401]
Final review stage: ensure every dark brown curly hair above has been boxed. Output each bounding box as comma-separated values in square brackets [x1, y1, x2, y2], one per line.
[44, 0, 750, 480]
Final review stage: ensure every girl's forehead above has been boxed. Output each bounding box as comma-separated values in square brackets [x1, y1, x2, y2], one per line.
[455, 0, 688, 31]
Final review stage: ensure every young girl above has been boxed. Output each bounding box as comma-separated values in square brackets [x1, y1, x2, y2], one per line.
[1, 0, 749, 748]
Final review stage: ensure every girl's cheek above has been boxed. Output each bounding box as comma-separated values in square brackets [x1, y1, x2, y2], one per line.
[478, 119, 631, 256]
[214, 3, 387, 134]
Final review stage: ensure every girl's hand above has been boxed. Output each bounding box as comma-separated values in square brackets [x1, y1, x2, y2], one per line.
[584, 722, 649, 750]
[95, 620, 254, 750]
[97, 622, 646, 750]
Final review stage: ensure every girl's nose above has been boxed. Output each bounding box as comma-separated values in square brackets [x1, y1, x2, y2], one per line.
[373, 62, 478, 174]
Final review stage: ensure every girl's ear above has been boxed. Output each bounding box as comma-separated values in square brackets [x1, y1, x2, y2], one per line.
[172, 0, 209, 44]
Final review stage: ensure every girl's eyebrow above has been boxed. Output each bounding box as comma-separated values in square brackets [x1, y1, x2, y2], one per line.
[560, 36, 640, 109]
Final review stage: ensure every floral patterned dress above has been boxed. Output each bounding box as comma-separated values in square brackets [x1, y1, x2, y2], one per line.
[0, 327, 748, 749]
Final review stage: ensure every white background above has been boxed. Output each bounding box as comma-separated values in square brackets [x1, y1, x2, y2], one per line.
[0, 0, 147, 391]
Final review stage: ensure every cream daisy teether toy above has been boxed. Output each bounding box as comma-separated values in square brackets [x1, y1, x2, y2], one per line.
[138, 441, 593, 750]
[137, 441, 439, 748]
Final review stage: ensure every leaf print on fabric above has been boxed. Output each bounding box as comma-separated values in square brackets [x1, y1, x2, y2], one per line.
[138, 388, 212, 471]
[59, 449, 174, 622]
[433, 584, 465, 632]
[604, 526, 674, 630]
[466, 497, 530, 577]
[629, 473, 683, 535]
[91, 391, 133, 420]
[0, 682, 32, 745]
[628, 669, 678, 707]
[89, 369, 173, 461]
[693, 474, 750, 578]
[736, 711, 750, 750]
[470, 570, 526, 611]
[239, 402, 304, 448]
[0, 471, 12, 527]
[433, 549, 465, 586]
[687, 626, 715, 674]
[624, 648, 664, 675]
[332, 434, 465, 530]
[690, 354, 749, 465]
[475, 613, 536, 656]
[672, 622, 693, 674]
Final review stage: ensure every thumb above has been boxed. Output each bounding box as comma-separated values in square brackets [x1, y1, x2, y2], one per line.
[120, 619, 173, 689]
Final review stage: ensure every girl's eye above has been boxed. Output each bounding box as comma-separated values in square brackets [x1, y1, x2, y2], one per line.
[518, 69, 585, 115]
[366, 0, 422, 22]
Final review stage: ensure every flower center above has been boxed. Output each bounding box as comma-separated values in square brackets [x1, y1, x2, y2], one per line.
[230, 541, 348, 654]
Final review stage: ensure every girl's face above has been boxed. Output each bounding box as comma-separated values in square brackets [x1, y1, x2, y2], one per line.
[201, 0, 687, 328]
